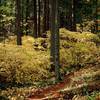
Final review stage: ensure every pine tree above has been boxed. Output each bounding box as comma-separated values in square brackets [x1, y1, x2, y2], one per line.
[50, 0, 61, 82]
[37, 0, 41, 36]
[16, 0, 22, 45]
[25, 0, 29, 35]
[33, 0, 38, 38]
[43, 0, 49, 33]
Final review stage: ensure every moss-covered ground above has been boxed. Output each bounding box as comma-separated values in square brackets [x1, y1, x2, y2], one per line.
[0, 28, 100, 100]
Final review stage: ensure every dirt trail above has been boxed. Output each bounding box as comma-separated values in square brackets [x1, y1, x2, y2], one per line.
[27, 66, 100, 100]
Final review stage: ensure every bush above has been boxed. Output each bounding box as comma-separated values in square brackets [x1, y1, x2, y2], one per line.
[0, 44, 50, 85]
[60, 42, 100, 71]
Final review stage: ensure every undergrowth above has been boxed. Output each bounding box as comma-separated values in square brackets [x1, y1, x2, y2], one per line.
[0, 28, 100, 85]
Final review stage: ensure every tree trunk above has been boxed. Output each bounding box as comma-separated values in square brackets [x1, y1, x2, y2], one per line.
[43, 0, 49, 33]
[46, 0, 50, 31]
[43, 0, 47, 33]
[50, 0, 61, 82]
[16, 0, 22, 45]
[96, 0, 100, 36]
[68, 0, 76, 31]
[37, 0, 41, 36]
[25, 0, 29, 35]
[71, 0, 76, 31]
[33, 0, 38, 38]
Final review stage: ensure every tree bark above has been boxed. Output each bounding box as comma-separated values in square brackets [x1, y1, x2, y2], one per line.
[37, 0, 41, 36]
[50, 0, 61, 82]
[25, 0, 29, 35]
[16, 0, 22, 45]
[43, 0, 50, 33]
[96, 0, 100, 36]
[68, 0, 76, 31]
[46, 0, 50, 31]
[71, 0, 76, 31]
[43, 0, 47, 33]
[33, 0, 38, 38]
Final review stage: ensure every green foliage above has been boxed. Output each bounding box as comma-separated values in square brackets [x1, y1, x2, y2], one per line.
[0, 44, 50, 85]
[87, 91, 100, 100]
[60, 29, 100, 73]
[0, 87, 33, 100]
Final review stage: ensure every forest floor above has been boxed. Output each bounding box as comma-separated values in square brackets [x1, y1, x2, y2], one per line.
[0, 65, 99, 100]
[27, 66, 100, 100]
[0, 29, 100, 100]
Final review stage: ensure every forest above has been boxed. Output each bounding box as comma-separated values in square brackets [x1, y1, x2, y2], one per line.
[0, 0, 100, 100]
